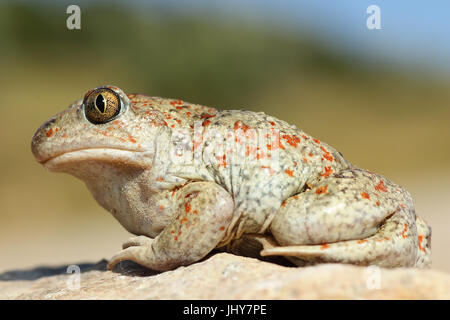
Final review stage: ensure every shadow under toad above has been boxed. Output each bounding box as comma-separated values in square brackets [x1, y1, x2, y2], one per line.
[0, 250, 296, 281]
[0, 259, 158, 281]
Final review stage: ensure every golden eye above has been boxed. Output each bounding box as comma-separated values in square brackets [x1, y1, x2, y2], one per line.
[84, 88, 121, 124]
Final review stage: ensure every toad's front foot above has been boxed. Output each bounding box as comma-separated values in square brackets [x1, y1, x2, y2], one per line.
[108, 181, 234, 271]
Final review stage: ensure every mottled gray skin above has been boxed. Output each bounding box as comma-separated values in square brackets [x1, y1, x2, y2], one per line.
[31, 85, 431, 271]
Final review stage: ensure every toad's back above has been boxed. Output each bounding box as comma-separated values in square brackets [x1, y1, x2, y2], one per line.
[188, 108, 351, 242]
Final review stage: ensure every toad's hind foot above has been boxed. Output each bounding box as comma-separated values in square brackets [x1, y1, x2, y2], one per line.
[261, 214, 431, 268]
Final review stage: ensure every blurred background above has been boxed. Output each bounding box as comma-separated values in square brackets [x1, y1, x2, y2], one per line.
[1, 0, 449, 272]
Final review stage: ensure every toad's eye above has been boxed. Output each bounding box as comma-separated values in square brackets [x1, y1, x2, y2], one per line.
[84, 88, 121, 124]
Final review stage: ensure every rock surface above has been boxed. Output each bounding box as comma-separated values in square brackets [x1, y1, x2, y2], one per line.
[1, 253, 450, 299]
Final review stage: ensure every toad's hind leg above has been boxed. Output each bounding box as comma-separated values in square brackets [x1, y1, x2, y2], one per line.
[265, 168, 426, 268]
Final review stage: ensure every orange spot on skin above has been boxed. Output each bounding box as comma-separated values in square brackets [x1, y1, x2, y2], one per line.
[315, 185, 328, 195]
[201, 113, 216, 119]
[301, 134, 308, 139]
[159, 205, 165, 210]
[418, 235, 426, 252]
[318, 146, 334, 162]
[375, 180, 388, 192]
[46, 128, 54, 137]
[401, 223, 408, 239]
[376, 201, 380, 206]
[282, 134, 301, 148]
[180, 217, 188, 224]
[293, 195, 299, 200]
[234, 120, 250, 132]
[302, 157, 308, 163]
[323, 153, 334, 162]
[216, 155, 227, 168]
[384, 237, 390, 241]
[128, 136, 137, 143]
[320, 166, 333, 178]
[361, 192, 370, 199]
[170, 100, 183, 106]
[269, 121, 276, 126]
[285, 169, 294, 177]
[320, 244, 329, 250]
[313, 138, 321, 144]
[281, 201, 287, 207]
[202, 119, 211, 127]
[185, 203, 191, 213]
[192, 138, 203, 151]
[308, 153, 313, 157]
[219, 226, 225, 231]
[357, 239, 367, 244]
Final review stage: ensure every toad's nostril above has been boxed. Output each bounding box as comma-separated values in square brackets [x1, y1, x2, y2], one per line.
[31, 130, 43, 162]
[31, 118, 56, 163]
[46, 118, 56, 125]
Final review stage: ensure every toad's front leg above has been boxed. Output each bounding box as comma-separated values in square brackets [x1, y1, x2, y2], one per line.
[107, 182, 234, 271]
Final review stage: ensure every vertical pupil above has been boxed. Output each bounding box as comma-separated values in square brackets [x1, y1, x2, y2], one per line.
[95, 94, 105, 113]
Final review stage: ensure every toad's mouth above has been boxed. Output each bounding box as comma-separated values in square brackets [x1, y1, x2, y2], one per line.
[42, 148, 150, 171]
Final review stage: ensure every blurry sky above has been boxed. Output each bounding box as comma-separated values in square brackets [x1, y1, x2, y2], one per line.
[130, 0, 450, 73]
[21, 0, 450, 74]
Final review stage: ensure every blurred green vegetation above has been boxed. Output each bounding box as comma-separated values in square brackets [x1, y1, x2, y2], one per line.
[0, 1, 449, 219]
[0, 1, 367, 106]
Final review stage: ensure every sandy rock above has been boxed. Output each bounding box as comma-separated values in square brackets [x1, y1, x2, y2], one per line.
[1, 253, 449, 299]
